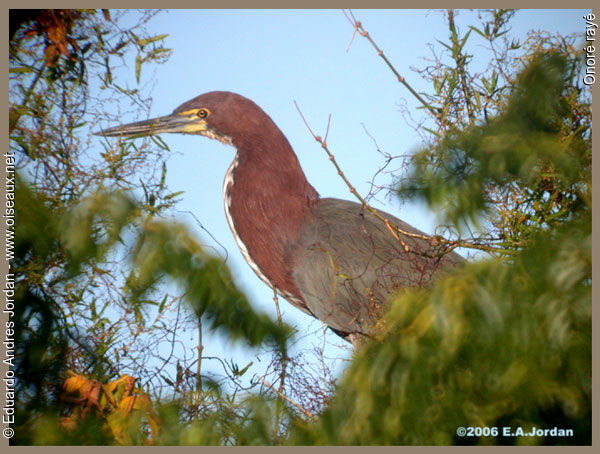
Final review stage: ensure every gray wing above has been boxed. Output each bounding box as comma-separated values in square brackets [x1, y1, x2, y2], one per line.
[291, 198, 465, 337]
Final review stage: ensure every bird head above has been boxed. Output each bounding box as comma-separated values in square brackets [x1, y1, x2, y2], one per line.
[96, 91, 268, 146]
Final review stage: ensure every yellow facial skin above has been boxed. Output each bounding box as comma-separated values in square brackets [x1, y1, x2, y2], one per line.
[175, 108, 211, 134]
[174, 108, 233, 145]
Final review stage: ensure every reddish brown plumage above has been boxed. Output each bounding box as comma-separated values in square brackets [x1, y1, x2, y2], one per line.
[176, 92, 320, 313]
[100, 91, 465, 343]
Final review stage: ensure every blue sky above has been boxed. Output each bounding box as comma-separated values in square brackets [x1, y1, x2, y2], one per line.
[98, 9, 590, 387]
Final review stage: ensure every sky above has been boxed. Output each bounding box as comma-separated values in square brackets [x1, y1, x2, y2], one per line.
[95, 9, 590, 388]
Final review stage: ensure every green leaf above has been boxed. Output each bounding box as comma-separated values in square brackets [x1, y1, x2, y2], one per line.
[9, 67, 33, 74]
[468, 25, 486, 39]
[164, 191, 185, 201]
[457, 29, 472, 54]
[137, 34, 169, 46]
[135, 55, 141, 83]
[161, 375, 174, 386]
[435, 39, 453, 52]
[150, 134, 170, 151]
[234, 361, 253, 376]
[158, 295, 168, 313]
[160, 161, 167, 189]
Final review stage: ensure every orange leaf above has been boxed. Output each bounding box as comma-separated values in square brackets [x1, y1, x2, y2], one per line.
[63, 374, 89, 394]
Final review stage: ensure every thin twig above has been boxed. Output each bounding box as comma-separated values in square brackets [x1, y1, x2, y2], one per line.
[360, 122, 393, 202]
[272, 289, 288, 393]
[257, 376, 317, 420]
[273, 287, 283, 324]
[343, 9, 442, 121]
[447, 10, 476, 125]
[197, 323, 204, 391]
[272, 287, 288, 439]
[10, 61, 45, 133]
[177, 210, 229, 262]
[324, 114, 332, 145]
[293, 101, 516, 256]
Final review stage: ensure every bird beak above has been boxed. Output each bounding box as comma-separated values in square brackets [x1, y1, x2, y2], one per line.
[95, 112, 208, 138]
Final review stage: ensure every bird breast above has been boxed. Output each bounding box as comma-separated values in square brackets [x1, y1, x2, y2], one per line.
[222, 153, 312, 315]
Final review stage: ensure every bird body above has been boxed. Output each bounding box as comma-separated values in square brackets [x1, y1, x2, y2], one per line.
[99, 91, 464, 343]
[293, 198, 463, 339]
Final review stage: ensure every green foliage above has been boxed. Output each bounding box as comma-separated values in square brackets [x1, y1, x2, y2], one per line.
[13, 176, 71, 427]
[152, 395, 294, 445]
[291, 218, 590, 445]
[10, 10, 298, 446]
[13, 174, 291, 441]
[127, 219, 290, 350]
[399, 53, 589, 234]
[10, 10, 185, 444]
[288, 24, 591, 446]
[9, 10, 591, 446]
[20, 169, 290, 351]
[29, 413, 112, 445]
[18, 174, 289, 351]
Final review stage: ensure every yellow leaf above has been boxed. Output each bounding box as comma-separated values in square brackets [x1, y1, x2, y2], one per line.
[63, 374, 89, 394]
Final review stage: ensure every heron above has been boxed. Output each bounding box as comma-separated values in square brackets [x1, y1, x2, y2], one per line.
[98, 91, 464, 345]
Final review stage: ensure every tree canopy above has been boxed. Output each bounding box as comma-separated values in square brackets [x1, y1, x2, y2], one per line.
[7, 9, 590, 445]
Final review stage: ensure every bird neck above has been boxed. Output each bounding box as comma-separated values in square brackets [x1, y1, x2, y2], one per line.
[223, 135, 319, 303]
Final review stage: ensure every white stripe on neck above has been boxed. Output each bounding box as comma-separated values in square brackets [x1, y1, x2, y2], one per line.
[222, 154, 310, 314]
[223, 154, 272, 287]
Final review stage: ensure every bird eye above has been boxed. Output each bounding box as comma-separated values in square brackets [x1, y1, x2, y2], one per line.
[197, 108, 209, 118]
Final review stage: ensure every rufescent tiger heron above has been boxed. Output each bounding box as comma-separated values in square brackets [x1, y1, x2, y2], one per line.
[98, 91, 465, 345]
